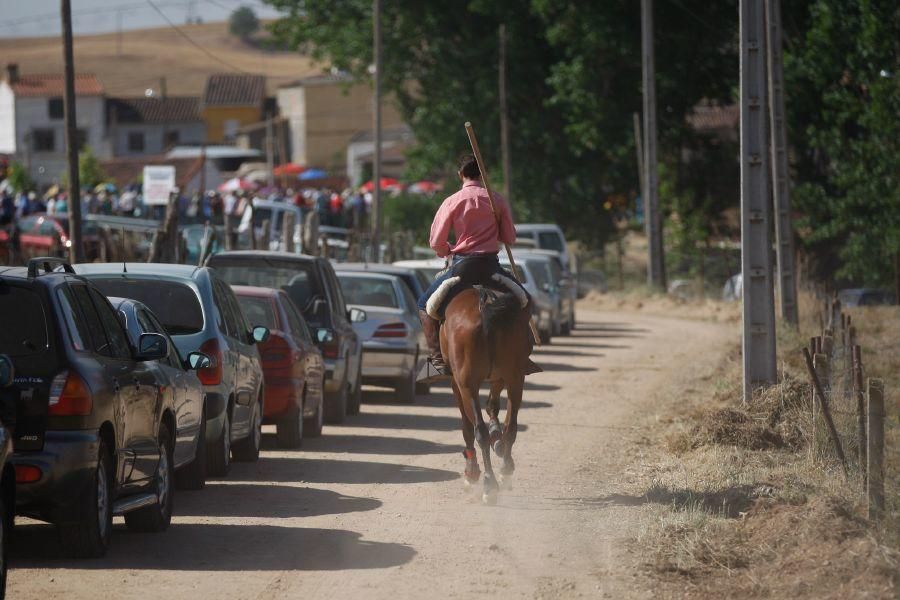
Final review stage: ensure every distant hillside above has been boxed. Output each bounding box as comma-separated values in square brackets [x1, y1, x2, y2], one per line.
[0, 21, 324, 97]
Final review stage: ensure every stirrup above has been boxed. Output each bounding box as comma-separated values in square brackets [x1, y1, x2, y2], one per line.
[525, 359, 543, 375]
[417, 359, 452, 384]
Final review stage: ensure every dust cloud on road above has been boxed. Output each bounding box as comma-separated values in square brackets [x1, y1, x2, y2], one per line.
[8, 307, 733, 599]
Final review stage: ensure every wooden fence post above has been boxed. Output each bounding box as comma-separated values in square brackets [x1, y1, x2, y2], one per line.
[803, 347, 849, 477]
[866, 378, 884, 519]
[282, 210, 295, 253]
[259, 219, 270, 251]
[853, 345, 866, 478]
[223, 213, 234, 251]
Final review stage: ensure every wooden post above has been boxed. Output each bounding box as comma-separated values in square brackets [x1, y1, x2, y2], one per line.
[802, 347, 849, 477]
[223, 213, 233, 251]
[282, 210, 296, 253]
[148, 192, 178, 262]
[61, 0, 84, 263]
[866, 378, 884, 519]
[258, 219, 270, 251]
[853, 345, 866, 477]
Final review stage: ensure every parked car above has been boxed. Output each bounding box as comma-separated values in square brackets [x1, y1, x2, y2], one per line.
[0, 355, 16, 595]
[233, 286, 326, 446]
[392, 258, 448, 282]
[500, 256, 555, 344]
[1, 258, 194, 557]
[75, 263, 269, 478]
[837, 288, 896, 307]
[514, 251, 571, 335]
[251, 199, 305, 252]
[0, 213, 102, 262]
[335, 270, 426, 404]
[110, 297, 210, 489]
[514, 223, 576, 274]
[335, 263, 431, 299]
[207, 251, 363, 423]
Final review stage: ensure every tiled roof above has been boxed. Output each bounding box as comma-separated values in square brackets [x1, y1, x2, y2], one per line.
[108, 97, 201, 124]
[9, 73, 103, 97]
[100, 156, 205, 189]
[278, 72, 354, 89]
[202, 73, 265, 106]
[687, 104, 739, 131]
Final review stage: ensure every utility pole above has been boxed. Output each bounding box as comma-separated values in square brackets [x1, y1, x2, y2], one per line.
[371, 0, 383, 257]
[641, 0, 665, 290]
[632, 112, 644, 202]
[61, 0, 83, 263]
[498, 24, 512, 201]
[765, 0, 798, 326]
[740, 0, 777, 402]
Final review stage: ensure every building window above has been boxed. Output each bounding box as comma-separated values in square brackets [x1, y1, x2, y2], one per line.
[164, 130, 179, 148]
[32, 129, 54, 152]
[128, 131, 145, 152]
[48, 97, 64, 120]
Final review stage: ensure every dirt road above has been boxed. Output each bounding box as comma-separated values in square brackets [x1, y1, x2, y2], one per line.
[8, 308, 733, 599]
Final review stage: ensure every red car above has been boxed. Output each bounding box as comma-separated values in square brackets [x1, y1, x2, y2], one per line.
[233, 286, 326, 447]
[0, 214, 101, 262]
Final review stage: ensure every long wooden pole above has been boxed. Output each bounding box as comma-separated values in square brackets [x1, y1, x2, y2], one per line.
[61, 0, 83, 263]
[464, 121, 540, 346]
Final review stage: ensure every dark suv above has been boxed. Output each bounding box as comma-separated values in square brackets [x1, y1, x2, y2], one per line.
[0, 258, 186, 558]
[207, 252, 363, 423]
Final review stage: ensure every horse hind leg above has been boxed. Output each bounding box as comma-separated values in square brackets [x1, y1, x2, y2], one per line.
[499, 376, 523, 489]
[452, 380, 480, 487]
[459, 381, 499, 504]
[487, 380, 506, 458]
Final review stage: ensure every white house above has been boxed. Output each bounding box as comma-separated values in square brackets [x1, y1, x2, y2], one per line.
[0, 63, 108, 187]
[107, 96, 207, 157]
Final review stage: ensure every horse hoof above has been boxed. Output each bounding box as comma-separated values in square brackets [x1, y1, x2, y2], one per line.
[482, 490, 498, 505]
[498, 474, 513, 491]
[491, 440, 505, 457]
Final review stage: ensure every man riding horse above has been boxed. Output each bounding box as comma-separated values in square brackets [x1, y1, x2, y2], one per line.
[416, 154, 539, 376]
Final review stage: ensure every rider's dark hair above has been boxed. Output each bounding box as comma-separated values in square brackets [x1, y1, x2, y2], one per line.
[457, 154, 480, 180]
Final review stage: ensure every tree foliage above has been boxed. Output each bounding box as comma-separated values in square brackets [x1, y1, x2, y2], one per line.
[78, 147, 107, 189]
[229, 6, 260, 39]
[6, 162, 34, 193]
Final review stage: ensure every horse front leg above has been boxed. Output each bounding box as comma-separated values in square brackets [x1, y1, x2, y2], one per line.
[499, 376, 523, 488]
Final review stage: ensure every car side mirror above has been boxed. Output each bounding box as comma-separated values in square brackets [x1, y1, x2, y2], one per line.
[187, 351, 212, 370]
[252, 326, 270, 344]
[0, 355, 13, 387]
[348, 307, 367, 323]
[137, 333, 168, 361]
[316, 328, 335, 344]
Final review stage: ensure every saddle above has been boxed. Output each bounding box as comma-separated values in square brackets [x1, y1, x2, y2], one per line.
[424, 257, 528, 320]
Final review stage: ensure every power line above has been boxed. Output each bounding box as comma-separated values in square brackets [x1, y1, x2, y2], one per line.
[145, 0, 251, 74]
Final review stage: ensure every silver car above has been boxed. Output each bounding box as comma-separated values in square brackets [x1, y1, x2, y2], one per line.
[334, 270, 426, 404]
[500, 256, 556, 345]
[514, 250, 573, 335]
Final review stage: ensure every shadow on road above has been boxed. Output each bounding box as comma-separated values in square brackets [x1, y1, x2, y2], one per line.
[534, 361, 597, 373]
[231, 456, 459, 485]
[344, 411, 462, 431]
[173, 483, 381, 518]
[12, 524, 415, 570]
[298, 433, 458, 456]
[573, 322, 651, 334]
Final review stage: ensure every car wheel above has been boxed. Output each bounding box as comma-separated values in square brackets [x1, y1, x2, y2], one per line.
[303, 380, 325, 438]
[347, 362, 362, 416]
[324, 381, 347, 425]
[125, 423, 174, 532]
[276, 399, 303, 449]
[560, 321, 571, 336]
[415, 382, 430, 395]
[58, 438, 113, 558]
[207, 409, 231, 477]
[233, 400, 262, 461]
[396, 367, 415, 405]
[175, 410, 207, 490]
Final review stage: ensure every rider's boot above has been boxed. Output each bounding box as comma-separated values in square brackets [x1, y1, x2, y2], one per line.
[419, 310, 452, 376]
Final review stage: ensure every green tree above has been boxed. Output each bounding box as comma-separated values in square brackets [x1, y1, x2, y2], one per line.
[6, 161, 34, 193]
[78, 147, 107, 189]
[229, 6, 260, 39]
[783, 0, 900, 290]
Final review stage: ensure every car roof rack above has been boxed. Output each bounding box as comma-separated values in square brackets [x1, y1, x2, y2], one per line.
[27, 257, 76, 279]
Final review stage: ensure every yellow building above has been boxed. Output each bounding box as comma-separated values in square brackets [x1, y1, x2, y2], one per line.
[201, 74, 266, 143]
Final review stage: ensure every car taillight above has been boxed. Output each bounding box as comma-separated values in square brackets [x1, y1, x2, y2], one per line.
[197, 338, 224, 386]
[373, 322, 408, 338]
[320, 337, 339, 359]
[15, 464, 42, 483]
[48, 371, 92, 416]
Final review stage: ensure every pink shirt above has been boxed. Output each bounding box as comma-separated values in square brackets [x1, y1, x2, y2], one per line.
[429, 180, 516, 258]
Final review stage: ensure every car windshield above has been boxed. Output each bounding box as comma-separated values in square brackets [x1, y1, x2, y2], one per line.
[538, 231, 565, 253]
[89, 279, 204, 335]
[236, 295, 278, 329]
[525, 261, 550, 288]
[338, 276, 398, 308]
[212, 261, 320, 314]
[0, 285, 49, 355]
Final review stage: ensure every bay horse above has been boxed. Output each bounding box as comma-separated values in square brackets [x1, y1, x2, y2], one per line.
[441, 286, 532, 504]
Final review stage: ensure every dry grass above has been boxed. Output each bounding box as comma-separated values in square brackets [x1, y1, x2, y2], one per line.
[629, 290, 899, 598]
[1, 22, 321, 96]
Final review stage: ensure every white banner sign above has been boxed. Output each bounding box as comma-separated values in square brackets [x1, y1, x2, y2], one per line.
[142, 165, 176, 206]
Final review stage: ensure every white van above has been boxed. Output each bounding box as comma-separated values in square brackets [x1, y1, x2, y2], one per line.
[514, 224, 575, 274]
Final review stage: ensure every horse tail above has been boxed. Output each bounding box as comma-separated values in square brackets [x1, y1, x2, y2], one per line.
[479, 289, 521, 346]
